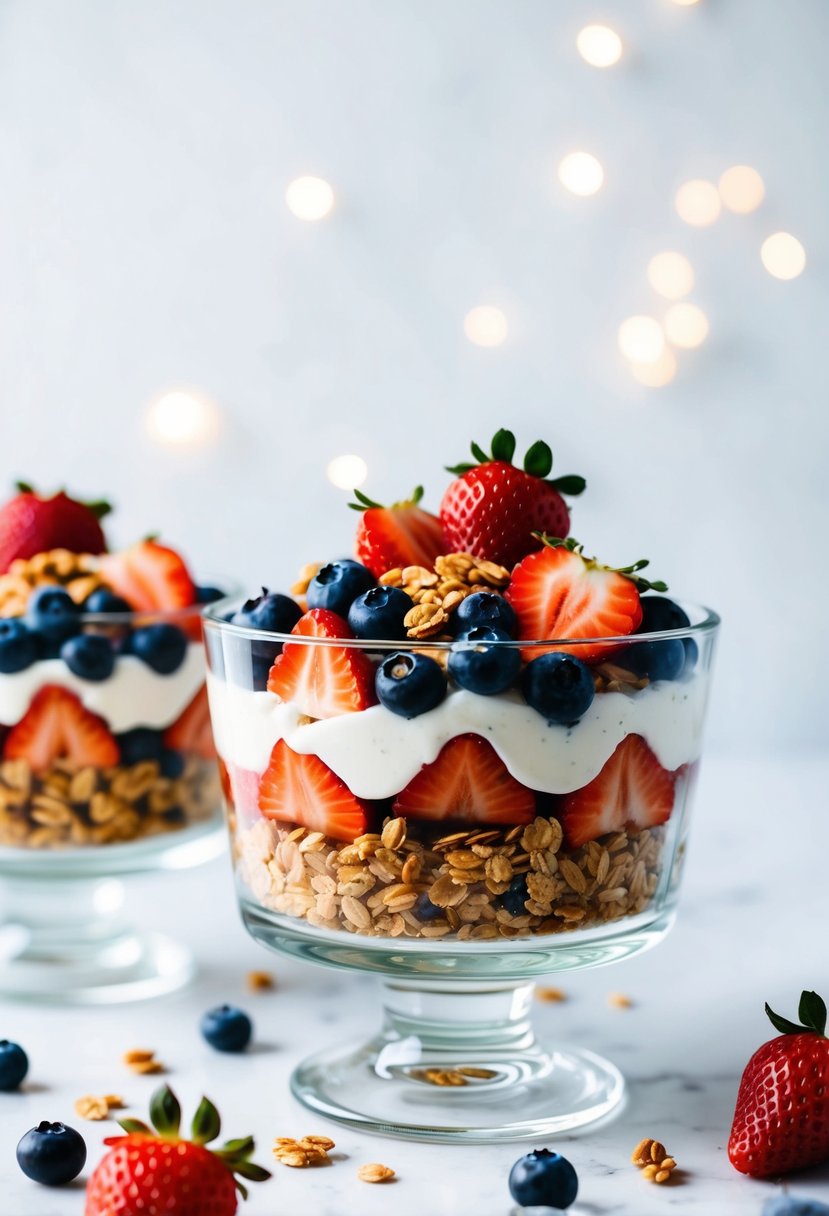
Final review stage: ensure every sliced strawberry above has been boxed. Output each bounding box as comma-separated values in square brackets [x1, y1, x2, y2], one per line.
[0, 484, 109, 572]
[505, 542, 643, 662]
[3, 686, 119, 771]
[266, 608, 376, 718]
[99, 540, 196, 612]
[352, 487, 444, 578]
[163, 687, 215, 759]
[219, 758, 262, 818]
[558, 734, 676, 848]
[393, 733, 535, 825]
[258, 739, 369, 842]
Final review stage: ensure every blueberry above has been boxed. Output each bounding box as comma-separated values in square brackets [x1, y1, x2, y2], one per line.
[117, 728, 164, 765]
[763, 1198, 829, 1216]
[414, 892, 445, 922]
[521, 653, 595, 724]
[195, 584, 225, 605]
[200, 1004, 253, 1053]
[127, 624, 188, 674]
[623, 637, 686, 682]
[26, 587, 81, 644]
[376, 652, 446, 718]
[508, 1148, 579, 1209]
[160, 748, 186, 779]
[231, 590, 302, 634]
[60, 633, 115, 682]
[0, 1040, 28, 1090]
[82, 588, 133, 614]
[638, 595, 690, 633]
[453, 592, 518, 637]
[16, 1121, 86, 1187]
[499, 875, 529, 917]
[348, 586, 412, 640]
[0, 620, 38, 674]
[448, 626, 521, 695]
[306, 561, 374, 617]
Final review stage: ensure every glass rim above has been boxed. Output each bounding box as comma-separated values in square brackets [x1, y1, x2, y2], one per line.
[204, 596, 720, 651]
[78, 579, 239, 627]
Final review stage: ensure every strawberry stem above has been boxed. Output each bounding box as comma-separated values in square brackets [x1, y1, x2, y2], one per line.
[150, 1085, 181, 1138]
[348, 485, 425, 512]
[446, 430, 585, 495]
[12, 481, 112, 518]
[765, 990, 827, 1037]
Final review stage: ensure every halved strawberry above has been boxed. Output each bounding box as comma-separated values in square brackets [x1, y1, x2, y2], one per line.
[266, 608, 376, 718]
[505, 539, 647, 662]
[393, 733, 535, 825]
[258, 739, 369, 842]
[3, 685, 119, 771]
[99, 540, 196, 612]
[558, 734, 676, 848]
[351, 486, 444, 578]
[219, 757, 262, 818]
[163, 687, 215, 759]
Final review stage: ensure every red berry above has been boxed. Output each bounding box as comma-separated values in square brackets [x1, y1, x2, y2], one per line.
[393, 733, 536, 825]
[0, 484, 109, 572]
[4, 686, 119, 771]
[266, 609, 376, 718]
[558, 734, 676, 848]
[99, 540, 196, 612]
[258, 740, 369, 842]
[163, 687, 215, 760]
[352, 486, 443, 578]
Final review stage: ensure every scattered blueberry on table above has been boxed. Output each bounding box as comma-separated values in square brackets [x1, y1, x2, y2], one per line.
[762, 1198, 829, 1216]
[200, 1005, 253, 1053]
[16, 1121, 86, 1186]
[0, 1039, 28, 1090]
[508, 1148, 579, 1210]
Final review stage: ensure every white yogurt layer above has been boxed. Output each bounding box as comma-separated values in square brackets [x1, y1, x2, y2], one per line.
[0, 644, 206, 733]
[206, 670, 710, 798]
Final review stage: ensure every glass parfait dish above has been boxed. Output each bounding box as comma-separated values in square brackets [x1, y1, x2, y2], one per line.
[205, 600, 719, 1143]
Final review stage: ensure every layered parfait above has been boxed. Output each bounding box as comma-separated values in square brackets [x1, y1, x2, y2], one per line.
[0, 484, 221, 848]
[206, 431, 714, 942]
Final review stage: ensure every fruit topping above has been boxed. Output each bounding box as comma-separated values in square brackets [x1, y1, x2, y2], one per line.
[347, 585, 413, 640]
[375, 651, 447, 717]
[259, 740, 369, 841]
[164, 688, 216, 759]
[520, 652, 596, 724]
[26, 586, 81, 645]
[4, 686, 119, 771]
[351, 486, 444, 579]
[0, 619, 38, 673]
[0, 483, 109, 574]
[499, 874, 530, 916]
[623, 636, 687, 682]
[231, 589, 303, 634]
[99, 539, 195, 612]
[200, 1004, 253, 1053]
[0, 1040, 29, 1091]
[393, 734, 535, 824]
[508, 1148, 579, 1210]
[60, 633, 116, 682]
[116, 727, 164, 765]
[452, 590, 517, 636]
[448, 626, 521, 695]
[267, 609, 376, 718]
[558, 734, 675, 847]
[728, 989, 829, 1178]
[195, 584, 225, 604]
[84, 1084, 270, 1213]
[125, 623, 189, 674]
[82, 588, 132, 614]
[440, 429, 585, 569]
[17, 1121, 86, 1187]
[306, 559, 375, 617]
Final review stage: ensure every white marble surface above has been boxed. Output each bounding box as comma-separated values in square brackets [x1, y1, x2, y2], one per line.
[0, 754, 827, 1215]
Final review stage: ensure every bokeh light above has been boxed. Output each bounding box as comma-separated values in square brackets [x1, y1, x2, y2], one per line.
[675, 179, 721, 227]
[630, 348, 678, 388]
[664, 302, 709, 348]
[285, 176, 335, 221]
[670, 0, 701, 6]
[327, 454, 368, 490]
[558, 152, 604, 196]
[760, 232, 806, 280]
[464, 305, 509, 347]
[618, 316, 665, 365]
[719, 165, 765, 214]
[145, 390, 220, 448]
[576, 25, 623, 68]
[647, 252, 695, 300]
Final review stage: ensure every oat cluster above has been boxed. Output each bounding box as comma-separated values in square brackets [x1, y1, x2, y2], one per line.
[0, 549, 106, 618]
[0, 756, 218, 848]
[246, 970, 275, 992]
[631, 1138, 678, 1184]
[273, 1135, 335, 1168]
[379, 554, 510, 640]
[122, 1049, 165, 1076]
[74, 1094, 125, 1121]
[357, 1162, 395, 1183]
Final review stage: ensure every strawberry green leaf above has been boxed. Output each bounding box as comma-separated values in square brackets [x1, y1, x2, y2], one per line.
[235, 1179, 249, 1201]
[470, 441, 491, 464]
[149, 1085, 181, 1138]
[765, 1002, 813, 1036]
[118, 1118, 153, 1136]
[235, 1161, 273, 1182]
[219, 1136, 256, 1156]
[445, 462, 476, 474]
[85, 498, 113, 519]
[799, 990, 827, 1035]
[490, 429, 516, 463]
[191, 1096, 221, 1145]
[549, 474, 587, 496]
[14, 481, 35, 495]
[523, 440, 553, 479]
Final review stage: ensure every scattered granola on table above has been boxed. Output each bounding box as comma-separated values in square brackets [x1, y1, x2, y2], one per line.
[632, 1137, 678, 1184]
[357, 1162, 396, 1183]
[273, 1135, 335, 1168]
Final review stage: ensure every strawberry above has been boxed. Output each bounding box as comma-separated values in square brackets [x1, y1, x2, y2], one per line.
[0, 482, 110, 572]
[393, 733, 536, 825]
[728, 990, 829, 1178]
[163, 687, 216, 759]
[351, 485, 444, 578]
[258, 739, 369, 842]
[558, 734, 675, 848]
[439, 430, 585, 569]
[266, 608, 376, 719]
[219, 759, 262, 818]
[505, 537, 664, 662]
[4, 686, 118, 771]
[99, 539, 196, 612]
[85, 1083, 270, 1216]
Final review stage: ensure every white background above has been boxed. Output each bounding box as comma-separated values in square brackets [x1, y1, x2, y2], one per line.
[1, 0, 827, 750]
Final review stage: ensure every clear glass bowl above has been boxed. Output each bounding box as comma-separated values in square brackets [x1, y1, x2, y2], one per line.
[0, 601, 226, 1002]
[205, 601, 719, 1141]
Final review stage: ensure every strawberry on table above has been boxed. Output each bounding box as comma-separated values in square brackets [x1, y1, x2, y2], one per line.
[351, 485, 444, 578]
[3, 686, 119, 771]
[440, 429, 585, 569]
[258, 739, 369, 841]
[266, 608, 376, 719]
[558, 734, 675, 848]
[393, 733, 536, 825]
[163, 687, 216, 760]
[85, 1083, 270, 1215]
[99, 539, 196, 612]
[0, 482, 110, 573]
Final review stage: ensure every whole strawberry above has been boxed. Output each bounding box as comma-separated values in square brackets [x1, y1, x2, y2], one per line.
[728, 990, 829, 1178]
[440, 430, 585, 569]
[85, 1084, 270, 1215]
[0, 482, 110, 572]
